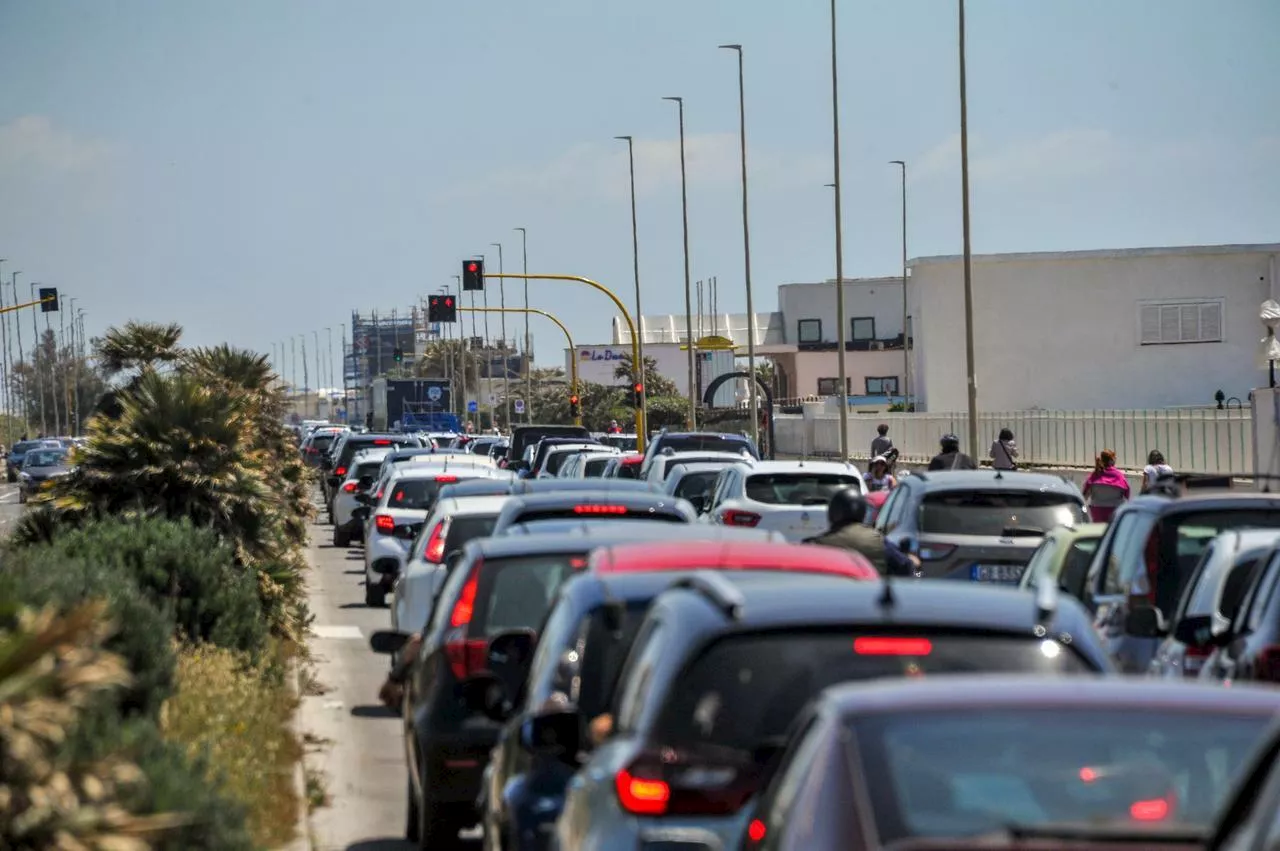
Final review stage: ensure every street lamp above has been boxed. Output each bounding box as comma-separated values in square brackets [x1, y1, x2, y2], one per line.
[514, 227, 532, 423]
[719, 43, 760, 449]
[890, 160, 910, 408]
[615, 134, 647, 436]
[957, 0, 980, 458]
[491, 241, 511, 428]
[663, 96, 698, 429]
[827, 0, 849, 460]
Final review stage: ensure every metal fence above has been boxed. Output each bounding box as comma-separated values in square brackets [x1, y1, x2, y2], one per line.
[774, 407, 1254, 475]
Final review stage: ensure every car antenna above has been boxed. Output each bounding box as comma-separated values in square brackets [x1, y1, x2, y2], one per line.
[877, 575, 896, 609]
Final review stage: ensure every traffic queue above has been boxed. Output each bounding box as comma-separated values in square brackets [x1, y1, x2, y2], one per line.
[296, 419, 1280, 851]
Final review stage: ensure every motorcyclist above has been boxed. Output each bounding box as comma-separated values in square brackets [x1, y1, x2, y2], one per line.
[928, 433, 977, 471]
[805, 487, 888, 574]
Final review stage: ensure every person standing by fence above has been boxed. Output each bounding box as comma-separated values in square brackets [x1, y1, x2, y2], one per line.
[1142, 450, 1175, 494]
[991, 428, 1019, 470]
[1083, 449, 1130, 522]
[870, 423, 893, 459]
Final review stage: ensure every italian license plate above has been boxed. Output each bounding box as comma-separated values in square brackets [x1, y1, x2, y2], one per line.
[971, 564, 1024, 583]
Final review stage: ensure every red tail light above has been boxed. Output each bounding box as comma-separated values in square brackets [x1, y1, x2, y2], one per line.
[374, 514, 395, 534]
[1183, 645, 1212, 677]
[747, 819, 767, 843]
[1130, 797, 1172, 822]
[374, 439, 393, 445]
[721, 509, 761, 527]
[436, 475, 459, 483]
[342, 481, 358, 493]
[424, 519, 447, 563]
[614, 756, 760, 817]
[445, 563, 486, 680]
[335, 466, 347, 477]
[451, 566, 480, 628]
[854, 637, 933, 656]
[1255, 645, 1280, 682]
[574, 505, 628, 515]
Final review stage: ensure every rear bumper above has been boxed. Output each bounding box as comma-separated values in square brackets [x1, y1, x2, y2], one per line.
[420, 731, 498, 805]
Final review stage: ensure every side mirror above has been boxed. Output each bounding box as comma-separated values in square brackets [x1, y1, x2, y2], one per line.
[1173, 614, 1213, 646]
[487, 629, 536, 671]
[523, 708, 583, 758]
[320, 457, 333, 470]
[373, 560, 400, 575]
[461, 673, 512, 722]
[369, 630, 411, 655]
[1124, 606, 1167, 639]
[393, 523, 422, 541]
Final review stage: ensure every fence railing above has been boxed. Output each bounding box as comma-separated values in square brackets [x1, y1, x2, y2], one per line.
[773, 408, 1254, 475]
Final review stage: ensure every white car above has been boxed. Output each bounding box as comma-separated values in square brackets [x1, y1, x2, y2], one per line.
[662, 462, 731, 512]
[534, 442, 609, 479]
[331, 448, 394, 547]
[644, 449, 754, 485]
[362, 461, 513, 606]
[700, 459, 864, 541]
[556, 450, 623, 479]
[391, 493, 510, 634]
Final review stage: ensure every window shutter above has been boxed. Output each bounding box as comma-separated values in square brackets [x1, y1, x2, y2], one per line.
[1159, 306, 1181, 343]
[1200, 302, 1223, 342]
[1139, 305, 1161, 344]
[1179, 305, 1200, 342]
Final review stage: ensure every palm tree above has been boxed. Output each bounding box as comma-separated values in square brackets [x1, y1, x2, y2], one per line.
[0, 601, 183, 849]
[94, 321, 184, 378]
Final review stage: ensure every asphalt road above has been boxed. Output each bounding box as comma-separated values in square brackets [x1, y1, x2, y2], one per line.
[299, 498, 480, 851]
[0, 482, 26, 531]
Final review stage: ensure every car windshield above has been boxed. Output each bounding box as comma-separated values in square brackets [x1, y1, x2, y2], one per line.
[470, 554, 588, 638]
[919, 491, 1085, 536]
[654, 633, 1091, 754]
[746, 473, 860, 506]
[855, 708, 1273, 839]
[25, 451, 67, 467]
[673, 470, 720, 501]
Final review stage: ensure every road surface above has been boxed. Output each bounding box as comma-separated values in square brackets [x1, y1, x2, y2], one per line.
[0, 483, 26, 531]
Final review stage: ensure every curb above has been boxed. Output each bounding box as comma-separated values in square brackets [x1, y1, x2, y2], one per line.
[281, 657, 314, 851]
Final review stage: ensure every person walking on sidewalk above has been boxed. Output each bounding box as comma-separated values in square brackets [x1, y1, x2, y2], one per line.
[870, 423, 894, 459]
[991, 428, 1019, 470]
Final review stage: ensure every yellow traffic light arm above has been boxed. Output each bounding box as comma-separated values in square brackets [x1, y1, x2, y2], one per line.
[461, 305, 580, 426]
[0, 295, 56, 316]
[475, 273, 643, 451]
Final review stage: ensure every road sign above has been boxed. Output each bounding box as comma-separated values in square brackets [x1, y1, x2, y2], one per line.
[467, 400, 478, 413]
[427, 386, 442, 402]
[355, 335, 369, 353]
[514, 399, 526, 414]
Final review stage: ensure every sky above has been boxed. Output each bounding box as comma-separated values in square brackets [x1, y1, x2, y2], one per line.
[1, 0, 1277, 381]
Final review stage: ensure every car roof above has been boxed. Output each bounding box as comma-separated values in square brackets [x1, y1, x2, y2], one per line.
[659, 449, 752, 462]
[590, 540, 878, 578]
[469, 524, 712, 560]
[430, 494, 513, 515]
[499, 490, 688, 513]
[503, 520, 778, 540]
[386, 463, 504, 482]
[668, 462, 738, 477]
[818, 673, 1280, 716]
[906, 469, 1082, 494]
[744, 459, 864, 476]
[657, 574, 1099, 639]
[439, 478, 654, 499]
[1122, 492, 1280, 514]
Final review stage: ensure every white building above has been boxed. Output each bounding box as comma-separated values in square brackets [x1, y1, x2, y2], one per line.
[565, 342, 738, 405]
[909, 243, 1280, 412]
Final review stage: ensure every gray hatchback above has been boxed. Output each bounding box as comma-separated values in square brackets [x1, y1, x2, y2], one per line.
[874, 469, 1087, 584]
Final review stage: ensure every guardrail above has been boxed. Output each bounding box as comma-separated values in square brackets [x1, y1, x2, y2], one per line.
[774, 407, 1254, 475]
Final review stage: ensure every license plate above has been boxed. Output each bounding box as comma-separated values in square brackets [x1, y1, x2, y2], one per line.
[970, 564, 1024, 583]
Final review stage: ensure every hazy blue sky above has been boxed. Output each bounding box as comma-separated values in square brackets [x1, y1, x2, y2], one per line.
[1, 0, 1277, 378]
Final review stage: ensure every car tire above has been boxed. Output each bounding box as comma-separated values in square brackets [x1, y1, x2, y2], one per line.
[405, 777, 420, 843]
[365, 583, 386, 608]
[5, 471, 13, 483]
[333, 527, 350, 548]
[416, 795, 464, 851]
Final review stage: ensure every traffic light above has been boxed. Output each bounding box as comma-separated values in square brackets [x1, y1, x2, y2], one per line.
[462, 259, 485, 291]
[393, 347, 404, 363]
[569, 392, 581, 418]
[38, 287, 58, 313]
[631, 382, 645, 408]
[428, 294, 457, 323]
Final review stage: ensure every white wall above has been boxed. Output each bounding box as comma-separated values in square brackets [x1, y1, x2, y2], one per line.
[912, 245, 1280, 412]
[564, 342, 738, 406]
[611, 312, 785, 347]
[778, 277, 905, 344]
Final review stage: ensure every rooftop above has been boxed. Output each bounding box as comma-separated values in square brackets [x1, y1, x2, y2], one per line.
[910, 242, 1280, 267]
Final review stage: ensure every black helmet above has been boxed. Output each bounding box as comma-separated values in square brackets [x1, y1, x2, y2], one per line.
[828, 487, 869, 529]
[940, 433, 960, 450]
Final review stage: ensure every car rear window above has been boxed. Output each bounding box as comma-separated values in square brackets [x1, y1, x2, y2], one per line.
[584, 457, 612, 477]
[354, 460, 384, 479]
[746, 473, 860, 506]
[658, 435, 758, 458]
[12, 441, 41, 454]
[470, 554, 587, 638]
[341, 437, 418, 463]
[919, 490, 1086, 536]
[673, 471, 720, 502]
[546, 450, 585, 476]
[655, 632, 1092, 753]
[385, 479, 450, 510]
[310, 434, 337, 452]
[614, 460, 642, 480]
[444, 515, 498, 557]
[854, 708, 1272, 838]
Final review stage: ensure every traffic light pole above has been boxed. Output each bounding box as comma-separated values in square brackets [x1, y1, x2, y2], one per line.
[0, 294, 57, 316]
[474, 273, 644, 451]
[462, 305, 581, 426]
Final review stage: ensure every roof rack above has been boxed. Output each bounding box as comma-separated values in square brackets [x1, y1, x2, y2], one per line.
[669, 571, 746, 620]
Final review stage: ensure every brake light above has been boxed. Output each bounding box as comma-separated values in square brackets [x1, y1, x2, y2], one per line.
[335, 466, 347, 477]
[854, 637, 933, 656]
[1255, 645, 1280, 682]
[1079, 767, 1099, 783]
[614, 757, 760, 816]
[616, 770, 670, 815]
[747, 819, 767, 843]
[445, 637, 489, 681]
[1130, 797, 1171, 822]
[721, 509, 761, 527]
[374, 439, 392, 445]
[374, 514, 395, 534]
[436, 475, 459, 483]
[342, 481, 358, 492]
[1183, 645, 1212, 677]
[574, 505, 628, 515]
[424, 520, 447, 563]
[451, 566, 479, 627]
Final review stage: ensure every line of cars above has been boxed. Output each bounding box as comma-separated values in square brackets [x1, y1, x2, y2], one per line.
[294, 422, 1280, 850]
[3, 436, 80, 502]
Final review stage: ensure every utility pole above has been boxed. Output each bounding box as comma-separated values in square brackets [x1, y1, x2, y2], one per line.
[663, 96, 698, 429]
[0, 259, 8, 442]
[29, 283, 46, 436]
[11, 272, 23, 429]
[514, 228, 532, 423]
[958, 0, 980, 458]
[615, 134, 647, 437]
[491, 242, 510, 429]
[829, 0, 850, 460]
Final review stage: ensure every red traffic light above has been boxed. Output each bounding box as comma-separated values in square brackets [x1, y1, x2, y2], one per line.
[445, 297, 453, 306]
[633, 383, 644, 393]
[467, 262, 478, 273]
[569, 394, 580, 405]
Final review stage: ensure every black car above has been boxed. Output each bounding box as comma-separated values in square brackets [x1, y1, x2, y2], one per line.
[507, 425, 592, 468]
[489, 490, 697, 535]
[638, 430, 760, 479]
[553, 575, 1114, 851]
[322, 432, 424, 506]
[1199, 538, 1280, 686]
[747, 677, 1280, 850]
[1083, 491, 1280, 673]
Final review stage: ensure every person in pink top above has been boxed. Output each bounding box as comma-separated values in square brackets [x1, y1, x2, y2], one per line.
[1082, 449, 1130, 522]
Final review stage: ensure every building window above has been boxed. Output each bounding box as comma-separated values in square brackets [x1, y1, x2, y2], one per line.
[851, 317, 876, 341]
[1139, 300, 1223, 345]
[817, 377, 850, 396]
[797, 318, 822, 344]
[865, 376, 900, 396]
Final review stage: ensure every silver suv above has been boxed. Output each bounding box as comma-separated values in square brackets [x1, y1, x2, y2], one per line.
[874, 470, 1087, 584]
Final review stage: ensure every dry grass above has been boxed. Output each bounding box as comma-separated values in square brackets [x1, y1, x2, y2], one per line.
[160, 642, 303, 849]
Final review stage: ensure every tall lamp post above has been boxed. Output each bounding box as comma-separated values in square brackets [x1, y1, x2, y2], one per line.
[958, 0, 980, 458]
[719, 43, 760, 449]
[491, 242, 511, 429]
[326, 327, 335, 400]
[514, 227, 532, 423]
[614, 135, 647, 437]
[890, 160, 910, 407]
[827, 1, 849, 460]
[663, 96, 698, 429]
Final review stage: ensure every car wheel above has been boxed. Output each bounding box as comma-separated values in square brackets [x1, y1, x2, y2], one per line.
[416, 796, 464, 851]
[333, 527, 350, 548]
[5, 471, 13, 483]
[405, 776, 420, 842]
[365, 583, 386, 608]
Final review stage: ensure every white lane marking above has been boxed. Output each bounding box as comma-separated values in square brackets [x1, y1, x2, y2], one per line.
[312, 625, 364, 640]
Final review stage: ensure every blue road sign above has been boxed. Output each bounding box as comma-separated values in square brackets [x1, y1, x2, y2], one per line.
[467, 400, 478, 413]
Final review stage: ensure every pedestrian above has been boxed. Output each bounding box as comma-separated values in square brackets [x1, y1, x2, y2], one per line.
[1083, 449, 1130, 522]
[928, 433, 977, 471]
[1142, 450, 1175, 494]
[990, 428, 1019, 470]
[607, 420, 622, 435]
[863, 455, 896, 492]
[804, 487, 888, 574]
[870, 423, 893, 459]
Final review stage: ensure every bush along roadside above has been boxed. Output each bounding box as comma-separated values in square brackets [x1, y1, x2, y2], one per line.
[1, 323, 314, 850]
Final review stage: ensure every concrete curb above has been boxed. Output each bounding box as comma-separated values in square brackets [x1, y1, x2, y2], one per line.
[279, 657, 314, 851]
